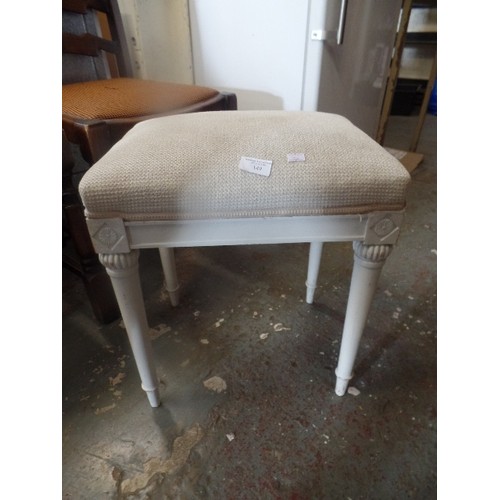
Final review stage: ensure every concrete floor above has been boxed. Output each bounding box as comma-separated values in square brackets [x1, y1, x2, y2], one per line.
[62, 114, 437, 499]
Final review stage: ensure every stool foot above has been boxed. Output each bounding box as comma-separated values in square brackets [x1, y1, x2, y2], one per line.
[305, 242, 324, 304]
[100, 251, 160, 407]
[334, 369, 352, 396]
[143, 385, 161, 407]
[335, 242, 393, 395]
[159, 247, 180, 307]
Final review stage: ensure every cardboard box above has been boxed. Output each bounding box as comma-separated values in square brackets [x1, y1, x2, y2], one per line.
[385, 147, 424, 174]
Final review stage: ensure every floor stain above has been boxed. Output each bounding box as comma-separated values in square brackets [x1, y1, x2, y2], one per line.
[120, 423, 204, 495]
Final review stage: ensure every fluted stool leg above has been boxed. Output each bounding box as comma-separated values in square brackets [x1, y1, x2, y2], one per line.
[100, 250, 160, 407]
[335, 242, 392, 396]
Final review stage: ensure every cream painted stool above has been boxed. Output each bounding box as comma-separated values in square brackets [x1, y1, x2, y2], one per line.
[79, 111, 410, 407]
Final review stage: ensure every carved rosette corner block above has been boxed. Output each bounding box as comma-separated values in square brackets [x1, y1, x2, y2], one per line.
[86, 218, 130, 254]
[365, 212, 404, 245]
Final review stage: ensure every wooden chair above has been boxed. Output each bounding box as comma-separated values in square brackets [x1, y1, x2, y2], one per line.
[62, 0, 237, 323]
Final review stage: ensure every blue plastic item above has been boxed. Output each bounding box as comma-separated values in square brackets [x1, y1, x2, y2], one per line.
[428, 80, 437, 116]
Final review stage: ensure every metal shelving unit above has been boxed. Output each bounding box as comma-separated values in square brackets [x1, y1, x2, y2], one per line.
[377, 0, 436, 155]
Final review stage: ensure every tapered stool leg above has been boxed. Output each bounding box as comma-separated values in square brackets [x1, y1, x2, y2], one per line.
[159, 247, 180, 306]
[335, 242, 392, 396]
[306, 242, 324, 304]
[100, 251, 160, 407]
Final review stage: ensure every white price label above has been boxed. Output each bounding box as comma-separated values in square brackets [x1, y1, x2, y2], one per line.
[239, 156, 273, 177]
[287, 153, 306, 163]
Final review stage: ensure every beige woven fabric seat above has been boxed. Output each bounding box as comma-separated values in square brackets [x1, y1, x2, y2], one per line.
[79, 110, 410, 408]
[79, 111, 409, 221]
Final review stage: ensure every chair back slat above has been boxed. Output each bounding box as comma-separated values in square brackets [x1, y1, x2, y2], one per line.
[62, 0, 110, 15]
[63, 33, 119, 57]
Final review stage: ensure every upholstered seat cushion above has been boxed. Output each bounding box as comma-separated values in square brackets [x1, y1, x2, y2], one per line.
[62, 78, 219, 120]
[79, 111, 410, 221]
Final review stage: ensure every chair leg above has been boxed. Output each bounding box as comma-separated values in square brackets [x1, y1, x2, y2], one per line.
[305, 242, 324, 304]
[99, 250, 160, 407]
[335, 242, 393, 396]
[63, 130, 120, 324]
[63, 202, 121, 323]
[159, 247, 180, 307]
